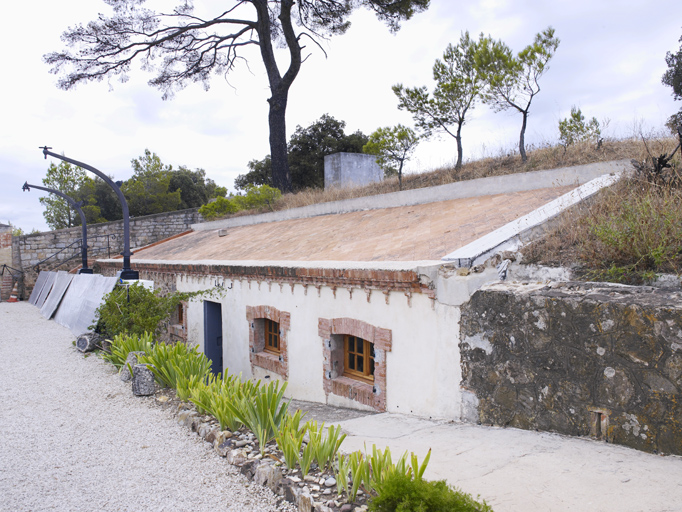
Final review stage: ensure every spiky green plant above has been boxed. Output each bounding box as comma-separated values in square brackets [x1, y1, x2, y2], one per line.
[306, 421, 346, 472]
[348, 451, 371, 502]
[190, 371, 255, 430]
[298, 437, 316, 476]
[139, 341, 211, 398]
[335, 453, 350, 499]
[276, 410, 307, 470]
[222, 380, 290, 456]
[102, 332, 154, 368]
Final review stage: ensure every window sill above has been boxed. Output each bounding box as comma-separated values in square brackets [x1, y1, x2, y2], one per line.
[330, 376, 377, 409]
[251, 350, 286, 377]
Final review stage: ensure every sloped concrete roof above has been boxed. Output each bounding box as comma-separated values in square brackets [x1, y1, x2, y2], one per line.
[131, 185, 574, 263]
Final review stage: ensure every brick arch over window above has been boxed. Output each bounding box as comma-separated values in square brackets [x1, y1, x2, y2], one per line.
[318, 317, 392, 412]
[246, 305, 290, 379]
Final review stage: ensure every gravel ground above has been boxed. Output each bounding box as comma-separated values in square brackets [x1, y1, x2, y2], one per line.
[0, 302, 295, 512]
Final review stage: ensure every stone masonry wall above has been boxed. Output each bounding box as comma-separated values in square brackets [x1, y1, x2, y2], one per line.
[13, 208, 201, 298]
[16, 208, 202, 272]
[460, 281, 682, 455]
[0, 226, 12, 268]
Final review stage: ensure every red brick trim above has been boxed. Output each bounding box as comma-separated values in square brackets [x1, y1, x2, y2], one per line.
[319, 317, 391, 412]
[0, 232, 12, 249]
[169, 300, 189, 342]
[96, 260, 435, 299]
[246, 305, 290, 378]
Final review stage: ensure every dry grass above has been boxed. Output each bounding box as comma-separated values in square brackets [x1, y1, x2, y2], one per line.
[521, 138, 682, 283]
[226, 135, 679, 218]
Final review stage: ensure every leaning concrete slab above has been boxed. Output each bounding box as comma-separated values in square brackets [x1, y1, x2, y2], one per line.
[28, 271, 49, 305]
[40, 271, 74, 319]
[53, 274, 118, 335]
[34, 271, 57, 308]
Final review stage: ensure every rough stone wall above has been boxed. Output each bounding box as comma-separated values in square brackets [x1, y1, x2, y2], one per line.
[460, 281, 682, 455]
[16, 208, 202, 271]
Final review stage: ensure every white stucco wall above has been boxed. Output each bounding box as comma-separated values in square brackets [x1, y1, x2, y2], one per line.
[177, 273, 465, 421]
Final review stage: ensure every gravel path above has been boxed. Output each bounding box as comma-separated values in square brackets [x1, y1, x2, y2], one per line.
[0, 302, 294, 512]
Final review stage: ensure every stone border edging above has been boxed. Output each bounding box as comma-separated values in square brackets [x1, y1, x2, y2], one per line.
[172, 403, 357, 512]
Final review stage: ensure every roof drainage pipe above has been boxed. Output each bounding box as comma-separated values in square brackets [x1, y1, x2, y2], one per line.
[22, 182, 93, 274]
[39, 147, 138, 280]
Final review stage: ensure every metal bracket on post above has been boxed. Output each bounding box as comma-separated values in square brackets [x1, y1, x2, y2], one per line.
[39, 146, 138, 280]
[22, 182, 93, 274]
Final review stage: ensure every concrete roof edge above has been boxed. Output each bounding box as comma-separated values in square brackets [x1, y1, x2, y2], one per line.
[192, 160, 632, 231]
[441, 171, 625, 267]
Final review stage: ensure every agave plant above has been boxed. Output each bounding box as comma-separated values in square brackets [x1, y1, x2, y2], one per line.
[102, 332, 154, 368]
[226, 380, 290, 456]
[275, 410, 308, 470]
[139, 341, 211, 398]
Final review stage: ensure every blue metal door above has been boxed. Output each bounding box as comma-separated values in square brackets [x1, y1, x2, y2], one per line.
[203, 301, 223, 376]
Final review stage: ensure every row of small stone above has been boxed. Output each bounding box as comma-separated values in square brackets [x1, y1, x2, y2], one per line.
[114, 347, 368, 512]
[173, 402, 369, 512]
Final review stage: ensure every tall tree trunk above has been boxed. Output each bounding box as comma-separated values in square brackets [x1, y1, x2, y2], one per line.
[268, 90, 291, 192]
[519, 110, 528, 163]
[254, 0, 300, 194]
[398, 160, 404, 191]
[455, 122, 464, 170]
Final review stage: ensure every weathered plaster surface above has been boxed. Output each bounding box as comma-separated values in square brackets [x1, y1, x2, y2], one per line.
[98, 260, 464, 420]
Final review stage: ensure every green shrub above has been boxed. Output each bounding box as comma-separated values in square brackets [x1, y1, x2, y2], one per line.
[369, 473, 493, 512]
[198, 195, 239, 219]
[558, 106, 601, 147]
[102, 332, 154, 369]
[95, 282, 188, 338]
[198, 184, 282, 220]
[579, 182, 682, 283]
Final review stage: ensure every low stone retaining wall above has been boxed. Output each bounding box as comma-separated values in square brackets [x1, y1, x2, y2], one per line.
[13, 208, 202, 297]
[460, 281, 682, 455]
[15, 208, 202, 270]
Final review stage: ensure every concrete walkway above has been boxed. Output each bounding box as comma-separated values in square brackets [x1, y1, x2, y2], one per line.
[4, 301, 681, 512]
[334, 413, 682, 512]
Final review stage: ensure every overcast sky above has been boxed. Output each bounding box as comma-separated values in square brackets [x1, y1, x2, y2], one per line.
[1, 0, 680, 232]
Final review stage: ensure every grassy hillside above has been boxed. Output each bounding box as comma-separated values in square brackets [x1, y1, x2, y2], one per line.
[235, 135, 677, 214]
[520, 135, 682, 283]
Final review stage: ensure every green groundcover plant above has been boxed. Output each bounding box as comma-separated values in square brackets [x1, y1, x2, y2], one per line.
[369, 472, 493, 512]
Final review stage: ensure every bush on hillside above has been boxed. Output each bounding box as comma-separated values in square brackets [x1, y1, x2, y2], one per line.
[198, 184, 281, 220]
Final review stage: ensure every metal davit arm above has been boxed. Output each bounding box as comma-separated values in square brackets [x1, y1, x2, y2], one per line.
[22, 182, 92, 274]
[39, 147, 138, 279]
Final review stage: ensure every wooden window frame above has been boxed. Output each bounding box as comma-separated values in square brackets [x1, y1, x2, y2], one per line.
[263, 318, 280, 355]
[343, 335, 375, 384]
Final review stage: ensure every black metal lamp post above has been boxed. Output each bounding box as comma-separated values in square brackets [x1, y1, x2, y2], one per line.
[39, 147, 138, 280]
[22, 182, 93, 274]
